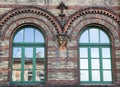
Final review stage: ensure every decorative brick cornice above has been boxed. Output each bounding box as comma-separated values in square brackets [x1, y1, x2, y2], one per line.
[64, 7, 120, 33]
[0, 6, 62, 34]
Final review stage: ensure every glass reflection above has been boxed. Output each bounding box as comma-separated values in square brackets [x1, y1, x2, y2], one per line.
[12, 70, 21, 81]
[102, 48, 110, 58]
[92, 71, 100, 81]
[14, 30, 23, 42]
[80, 30, 88, 43]
[80, 70, 89, 81]
[35, 30, 44, 43]
[36, 60, 44, 69]
[80, 59, 88, 69]
[100, 31, 109, 43]
[13, 60, 21, 69]
[25, 48, 33, 58]
[36, 70, 44, 81]
[24, 60, 33, 69]
[90, 29, 99, 43]
[80, 48, 88, 58]
[103, 71, 112, 81]
[13, 48, 22, 58]
[103, 59, 111, 69]
[24, 70, 33, 81]
[91, 59, 100, 69]
[36, 48, 44, 58]
[24, 28, 34, 42]
[91, 48, 99, 58]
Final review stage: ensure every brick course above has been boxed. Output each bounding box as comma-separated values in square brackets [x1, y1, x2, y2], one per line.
[0, 0, 120, 87]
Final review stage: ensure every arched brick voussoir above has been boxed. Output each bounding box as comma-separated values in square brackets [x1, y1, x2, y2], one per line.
[4, 17, 54, 40]
[0, 6, 62, 38]
[69, 18, 119, 41]
[64, 7, 120, 34]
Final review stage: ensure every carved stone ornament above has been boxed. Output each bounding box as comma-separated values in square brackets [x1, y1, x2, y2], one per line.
[57, 1, 68, 19]
[57, 34, 68, 50]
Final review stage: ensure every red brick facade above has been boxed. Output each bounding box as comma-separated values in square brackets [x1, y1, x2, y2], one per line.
[0, 2, 120, 87]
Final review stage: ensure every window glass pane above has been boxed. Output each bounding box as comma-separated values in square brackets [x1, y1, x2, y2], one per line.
[36, 70, 44, 81]
[91, 48, 99, 58]
[14, 30, 23, 42]
[80, 48, 88, 58]
[91, 59, 100, 69]
[35, 30, 44, 43]
[13, 59, 21, 69]
[80, 59, 88, 69]
[100, 31, 109, 43]
[25, 48, 33, 58]
[13, 48, 22, 58]
[36, 59, 44, 69]
[103, 71, 112, 81]
[90, 29, 99, 43]
[92, 71, 100, 81]
[24, 28, 34, 42]
[24, 59, 33, 69]
[103, 59, 111, 69]
[36, 48, 45, 58]
[80, 30, 88, 43]
[12, 70, 21, 81]
[24, 70, 33, 81]
[80, 70, 89, 81]
[102, 48, 110, 58]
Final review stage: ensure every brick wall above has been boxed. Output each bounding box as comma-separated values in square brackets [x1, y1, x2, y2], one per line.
[0, 0, 120, 87]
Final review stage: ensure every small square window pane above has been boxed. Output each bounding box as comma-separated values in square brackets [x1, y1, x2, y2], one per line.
[12, 70, 21, 81]
[36, 70, 45, 81]
[80, 30, 89, 43]
[80, 48, 88, 58]
[103, 59, 111, 69]
[90, 29, 99, 43]
[102, 48, 110, 58]
[92, 71, 100, 81]
[91, 48, 99, 58]
[36, 48, 45, 58]
[25, 48, 33, 58]
[14, 30, 23, 42]
[91, 59, 100, 69]
[80, 59, 88, 69]
[13, 60, 21, 69]
[24, 70, 33, 81]
[100, 31, 109, 43]
[24, 59, 33, 69]
[13, 48, 22, 58]
[36, 60, 44, 69]
[35, 30, 44, 43]
[24, 28, 34, 42]
[103, 71, 112, 81]
[80, 70, 89, 81]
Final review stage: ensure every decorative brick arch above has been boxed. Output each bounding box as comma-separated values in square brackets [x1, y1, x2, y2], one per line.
[0, 6, 62, 40]
[64, 7, 120, 83]
[64, 7, 120, 35]
[0, 6, 62, 83]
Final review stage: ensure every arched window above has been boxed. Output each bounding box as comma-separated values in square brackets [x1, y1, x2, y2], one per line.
[12, 26, 46, 84]
[79, 27, 112, 84]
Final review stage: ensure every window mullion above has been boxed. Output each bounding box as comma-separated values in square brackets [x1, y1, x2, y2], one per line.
[88, 46, 92, 82]
[21, 46, 24, 82]
[33, 46, 36, 81]
[99, 46, 103, 82]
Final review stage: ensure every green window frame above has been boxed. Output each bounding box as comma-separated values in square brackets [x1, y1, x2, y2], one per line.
[11, 26, 46, 84]
[79, 27, 112, 84]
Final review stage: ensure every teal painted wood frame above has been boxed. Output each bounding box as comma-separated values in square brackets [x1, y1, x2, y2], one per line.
[11, 25, 46, 84]
[79, 27, 112, 84]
